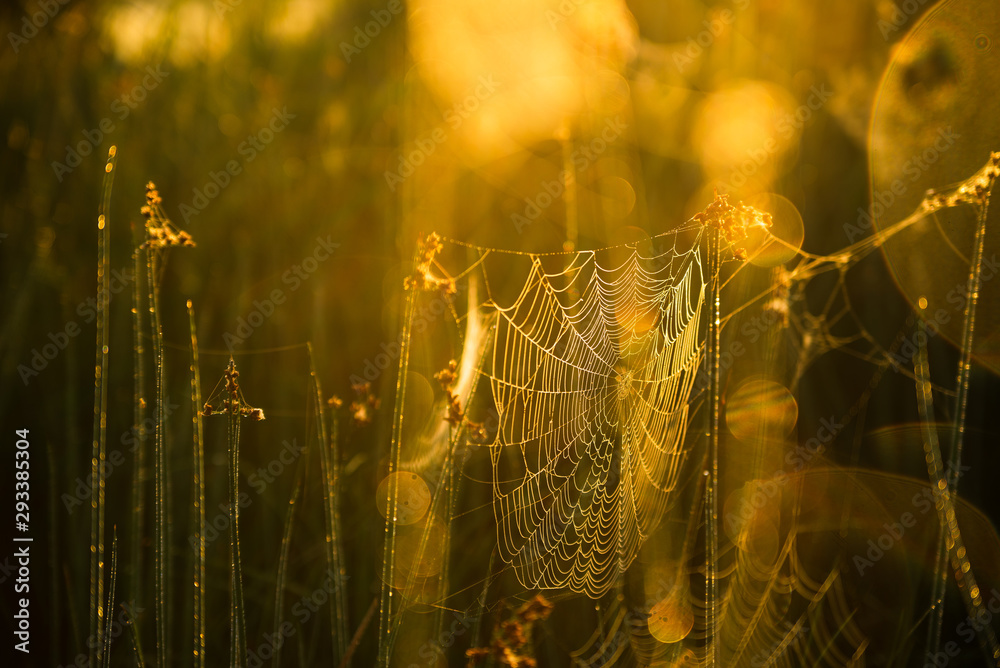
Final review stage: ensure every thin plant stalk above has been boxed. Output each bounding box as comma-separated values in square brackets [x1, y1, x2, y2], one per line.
[123, 603, 146, 668]
[272, 464, 303, 668]
[139, 182, 195, 667]
[923, 179, 999, 661]
[326, 401, 349, 662]
[404, 316, 491, 648]
[129, 248, 147, 615]
[89, 145, 117, 668]
[188, 300, 207, 667]
[469, 551, 497, 652]
[915, 319, 1000, 662]
[705, 225, 722, 667]
[338, 598, 379, 668]
[377, 268, 419, 666]
[146, 243, 168, 668]
[225, 358, 249, 668]
[203, 357, 260, 668]
[309, 344, 348, 661]
[100, 529, 119, 668]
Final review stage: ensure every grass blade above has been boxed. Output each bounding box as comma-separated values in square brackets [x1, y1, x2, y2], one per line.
[377, 253, 419, 666]
[272, 461, 304, 668]
[123, 603, 146, 668]
[338, 597, 378, 668]
[139, 180, 196, 668]
[920, 179, 1000, 662]
[146, 240, 167, 668]
[202, 356, 263, 668]
[228, 368, 248, 667]
[89, 145, 117, 668]
[101, 528, 119, 668]
[705, 224, 721, 668]
[218, 357, 249, 668]
[130, 247, 147, 613]
[188, 300, 207, 667]
[309, 344, 349, 662]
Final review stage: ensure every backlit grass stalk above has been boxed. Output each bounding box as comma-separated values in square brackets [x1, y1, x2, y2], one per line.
[89, 145, 117, 668]
[338, 598, 379, 668]
[123, 603, 146, 668]
[407, 324, 492, 647]
[468, 551, 498, 652]
[145, 228, 168, 668]
[309, 344, 348, 661]
[915, 320, 1000, 662]
[140, 181, 195, 667]
[188, 300, 207, 667]
[129, 247, 147, 614]
[202, 357, 263, 668]
[272, 464, 303, 668]
[100, 528, 118, 668]
[377, 266, 419, 666]
[924, 179, 999, 662]
[704, 224, 722, 668]
[225, 359, 249, 668]
[327, 403, 349, 661]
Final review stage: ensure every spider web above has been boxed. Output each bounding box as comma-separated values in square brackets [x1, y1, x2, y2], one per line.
[420, 228, 708, 598]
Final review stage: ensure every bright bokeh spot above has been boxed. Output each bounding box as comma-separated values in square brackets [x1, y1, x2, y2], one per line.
[102, 2, 166, 65]
[726, 377, 798, 443]
[648, 591, 695, 643]
[599, 176, 637, 222]
[742, 193, 805, 267]
[406, 0, 638, 159]
[170, 2, 231, 66]
[269, 0, 333, 43]
[693, 81, 798, 194]
[376, 471, 431, 525]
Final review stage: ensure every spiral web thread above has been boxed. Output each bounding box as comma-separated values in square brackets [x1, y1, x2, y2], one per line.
[424, 228, 708, 599]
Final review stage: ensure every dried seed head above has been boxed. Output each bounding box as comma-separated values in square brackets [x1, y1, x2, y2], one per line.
[694, 190, 772, 260]
[139, 182, 196, 249]
[405, 232, 456, 294]
[202, 358, 264, 421]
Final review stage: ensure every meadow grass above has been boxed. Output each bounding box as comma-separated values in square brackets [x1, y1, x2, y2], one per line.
[89, 146, 117, 668]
